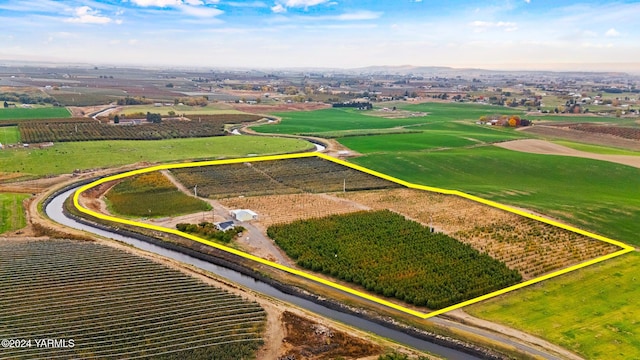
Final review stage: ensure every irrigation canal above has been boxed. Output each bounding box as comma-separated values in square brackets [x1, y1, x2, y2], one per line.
[46, 187, 481, 359]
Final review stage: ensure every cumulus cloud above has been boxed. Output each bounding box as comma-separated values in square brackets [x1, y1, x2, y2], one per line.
[65, 6, 113, 24]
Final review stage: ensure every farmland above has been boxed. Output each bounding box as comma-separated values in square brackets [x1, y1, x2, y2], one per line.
[350, 146, 640, 246]
[0, 193, 29, 233]
[18, 114, 262, 143]
[121, 104, 245, 116]
[0, 136, 312, 177]
[468, 252, 640, 360]
[170, 157, 401, 199]
[252, 108, 430, 135]
[340, 189, 619, 279]
[0, 126, 20, 144]
[105, 171, 211, 218]
[0, 239, 266, 360]
[0, 107, 71, 121]
[268, 210, 522, 309]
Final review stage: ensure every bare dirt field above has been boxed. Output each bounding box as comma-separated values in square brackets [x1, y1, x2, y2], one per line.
[521, 125, 640, 151]
[496, 138, 640, 168]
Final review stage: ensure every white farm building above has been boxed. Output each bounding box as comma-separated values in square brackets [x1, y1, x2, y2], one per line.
[230, 209, 258, 222]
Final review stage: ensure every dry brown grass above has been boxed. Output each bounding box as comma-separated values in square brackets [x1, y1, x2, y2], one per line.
[339, 189, 619, 280]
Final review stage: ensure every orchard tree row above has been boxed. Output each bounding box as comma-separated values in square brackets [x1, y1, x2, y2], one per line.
[268, 210, 522, 309]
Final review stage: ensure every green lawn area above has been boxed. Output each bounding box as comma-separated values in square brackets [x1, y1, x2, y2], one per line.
[349, 146, 640, 246]
[467, 252, 640, 360]
[0, 107, 71, 121]
[0, 136, 312, 177]
[105, 171, 211, 218]
[0, 193, 30, 233]
[0, 126, 20, 144]
[527, 114, 638, 125]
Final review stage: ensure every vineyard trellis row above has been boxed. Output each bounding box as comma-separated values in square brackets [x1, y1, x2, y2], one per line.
[0, 239, 266, 360]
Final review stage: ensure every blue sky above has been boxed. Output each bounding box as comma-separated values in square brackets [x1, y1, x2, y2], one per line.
[1, 0, 639, 70]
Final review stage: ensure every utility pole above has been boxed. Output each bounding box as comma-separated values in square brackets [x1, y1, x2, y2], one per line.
[343, 178, 346, 193]
[194, 184, 198, 197]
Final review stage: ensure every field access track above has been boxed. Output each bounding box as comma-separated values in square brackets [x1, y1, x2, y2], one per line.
[72, 152, 634, 319]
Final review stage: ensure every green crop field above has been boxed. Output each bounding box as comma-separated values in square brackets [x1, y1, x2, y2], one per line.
[252, 108, 430, 135]
[467, 252, 640, 360]
[350, 147, 640, 246]
[0, 126, 20, 144]
[105, 171, 211, 218]
[339, 122, 525, 154]
[395, 102, 522, 120]
[0, 107, 71, 121]
[0, 193, 29, 233]
[554, 141, 640, 155]
[0, 136, 312, 177]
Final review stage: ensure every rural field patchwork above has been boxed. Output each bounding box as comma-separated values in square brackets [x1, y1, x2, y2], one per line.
[74, 152, 633, 319]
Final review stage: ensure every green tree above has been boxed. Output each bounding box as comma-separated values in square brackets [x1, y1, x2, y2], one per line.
[146, 112, 162, 123]
[113, 114, 120, 124]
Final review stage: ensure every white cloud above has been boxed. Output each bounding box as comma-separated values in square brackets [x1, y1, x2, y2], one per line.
[524, 0, 530, 3]
[271, 3, 286, 13]
[180, 5, 223, 17]
[65, 6, 113, 24]
[130, 0, 182, 7]
[605, 28, 620, 37]
[470, 21, 518, 32]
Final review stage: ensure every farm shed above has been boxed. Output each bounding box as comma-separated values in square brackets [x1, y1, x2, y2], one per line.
[231, 209, 258, 222]
[215, 221, 235, 231]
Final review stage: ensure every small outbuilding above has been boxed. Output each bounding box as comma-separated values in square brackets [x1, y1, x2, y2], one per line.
[230, 209, 258, 222]
[214, 221, 235, 232]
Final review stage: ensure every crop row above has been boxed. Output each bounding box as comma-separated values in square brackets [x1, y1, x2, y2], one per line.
[17, 114, 260, 143]
[566, 124, 640, 140]
[104, 171, 211, 217]
[0, 239, 266, 360]
[267, 210, 522, 309]
[340, 189, 620, 280]
[171, 157, 401, 199]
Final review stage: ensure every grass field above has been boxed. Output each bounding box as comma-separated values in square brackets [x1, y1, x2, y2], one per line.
[0, 107, 71, 121]
[526, 114, 637, 125]
[395, 102, 523, 120]
[339, 122, 525, 154]
[105, 171, 211, 217]
[0, 126, 20, 144]
[252, 108, 430, 135]
[350, 147, 640, 246]
[0, 193, 29, 233]
[0, 136, 312, 177]
[467, 252, 640, 360]
[554, 141, 640, 155]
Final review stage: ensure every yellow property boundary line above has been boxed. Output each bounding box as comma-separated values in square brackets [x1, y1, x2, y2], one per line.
[73, 152, 634, 319]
